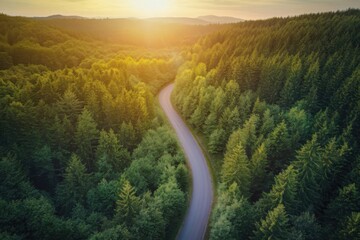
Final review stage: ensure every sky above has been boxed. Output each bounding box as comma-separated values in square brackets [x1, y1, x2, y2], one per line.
[1, 0, 360, 19]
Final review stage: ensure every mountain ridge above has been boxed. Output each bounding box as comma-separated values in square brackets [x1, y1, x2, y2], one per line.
[33, 14, 244, 25]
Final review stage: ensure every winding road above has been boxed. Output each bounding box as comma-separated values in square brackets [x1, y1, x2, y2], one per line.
[159, 84, 214, 240]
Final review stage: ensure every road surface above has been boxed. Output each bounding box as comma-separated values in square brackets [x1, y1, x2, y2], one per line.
[159, 84, 214, 240]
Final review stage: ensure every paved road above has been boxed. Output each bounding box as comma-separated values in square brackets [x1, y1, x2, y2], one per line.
[159, 84, 214, 240]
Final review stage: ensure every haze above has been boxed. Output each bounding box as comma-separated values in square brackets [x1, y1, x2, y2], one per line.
[1, 0, 360, 19]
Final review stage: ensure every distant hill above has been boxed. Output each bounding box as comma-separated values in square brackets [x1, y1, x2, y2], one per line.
[146, 17, 209, 25]
[197, 15, 244, 24]
[33, 17, 228, 47]
[34, 14, 86, 20]
[34, 14, 243, 25]
[147, 16, 243, 25]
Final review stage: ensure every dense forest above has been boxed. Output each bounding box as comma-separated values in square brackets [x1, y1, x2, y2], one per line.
[1, 9, 360, 240]
[173, 9, 360, 239]
[0, 14, 190, 239]
[40, 18, 227, 48]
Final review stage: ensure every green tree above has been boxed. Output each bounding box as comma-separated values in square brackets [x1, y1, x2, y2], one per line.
[339, 212, 360, 240]
[134, 203, 166, 240]
[268, 165, 298, 213]
[326, 183, 360, 224]
[292, 212, 321, 240]
[250, 143, 268, 199]
[32, 145, 56, 192]
[175, 164, 189, 193]
[75, 108, 99, 170]
[208, 128, 226, 154]
[116, 180, 140, 225]
[154, 180, 186, 235]
[294, 134, 322, 211]
[0, 155, 37, 201]
[56, 154, 90, 214]
[210, 183, 255, 240]
[266, 120, 290, 172]
[253, 204, 290, 240]
[221, 143, 250, 196]
[87, 179, 118, 217]
[89, 225, 131, 240]
[57, 89, 83, 123]
[118, 121, 137, 151]
[96, 129, 130, 173]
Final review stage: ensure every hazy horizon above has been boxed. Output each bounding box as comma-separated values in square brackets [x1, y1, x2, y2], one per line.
[1, 0, 360, 20]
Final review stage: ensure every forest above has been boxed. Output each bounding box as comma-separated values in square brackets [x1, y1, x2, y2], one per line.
[0, 14, 190, 239]
[1, 8, 360, 240]
[173, 9, 360, 240]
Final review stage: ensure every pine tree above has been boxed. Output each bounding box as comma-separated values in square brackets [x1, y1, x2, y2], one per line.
[210, 183, 255, 240]
[294, 134, 322, 211]
[265, 165, 299, 214]
[221, 143, 250, 196]
[116, 180, 140, 225]
[266, 120, 290, 172]
[56, 154, 89, 214]
[339, 212, 360, 240]
[253, 204, 290, 240]
[250, 143, 268, 200]
[75, 108, 99, 170]
[96, 129, 130, 172]
[208, 128, 226, 154]
[57, 89, 83, 123]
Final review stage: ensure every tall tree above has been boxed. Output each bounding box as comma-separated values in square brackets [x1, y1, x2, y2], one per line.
[294, 134, 322, 211]
[116, 180, 140, 225]
[96, 129, 130, 173]
[56, 154, 90, 214]
[221, 143, 251, 196]
[75, 108, 99, 170]
[253, 204, 290, 240]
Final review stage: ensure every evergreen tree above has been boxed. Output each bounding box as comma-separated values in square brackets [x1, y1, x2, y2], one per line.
[294, 134, 322, 211]
[208, 128, 226, 154]
[253, 204, 290, 240]
[116, 180, 140, 225]
[264, 165, 299, 214]
[221, 143, 250, 196]
[96, 129, 130, 172]
[250, 143, 268, 199]
[339, 212, 360, 240]
[56, 154, 90, 214]
[210, 183, 255, 240]
[75, 108, 99, 170]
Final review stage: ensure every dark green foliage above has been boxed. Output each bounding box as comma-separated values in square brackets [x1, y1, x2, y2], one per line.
[2, 9, 360, 239]
[291, 212, 321, 240]
[154, 180, 186, 235]
[96, 129, 130, 173]
[175, 164, 189, 193]
[87, 179, 119, 217]
[0, 14, 189, 238]
[208, 128, 227, 154]
[210, 183, 255, 240]
[339, 212, 360, 240]
[116, 180, 141, 225]
[75, 109, 99, 170]
[0, 156, 38, 201]
[89, 225, 131, 240]
[56, 154, 90, 214]
[257, 165, 299, 216]
[221, 143, 251, 197]
[173, 9, 360, 240]
[253, 204, 290, 240]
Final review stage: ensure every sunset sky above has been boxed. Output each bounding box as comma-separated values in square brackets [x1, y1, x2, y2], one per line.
[1, 0, 360, 19]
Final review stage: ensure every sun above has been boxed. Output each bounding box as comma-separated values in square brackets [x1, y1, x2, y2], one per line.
[131, 0, 171, 17]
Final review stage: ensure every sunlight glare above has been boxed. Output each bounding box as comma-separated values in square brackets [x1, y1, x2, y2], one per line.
[131, 0, 171, 16]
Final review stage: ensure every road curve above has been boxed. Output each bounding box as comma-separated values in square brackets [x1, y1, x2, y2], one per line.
[159, 84, 214, 240]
